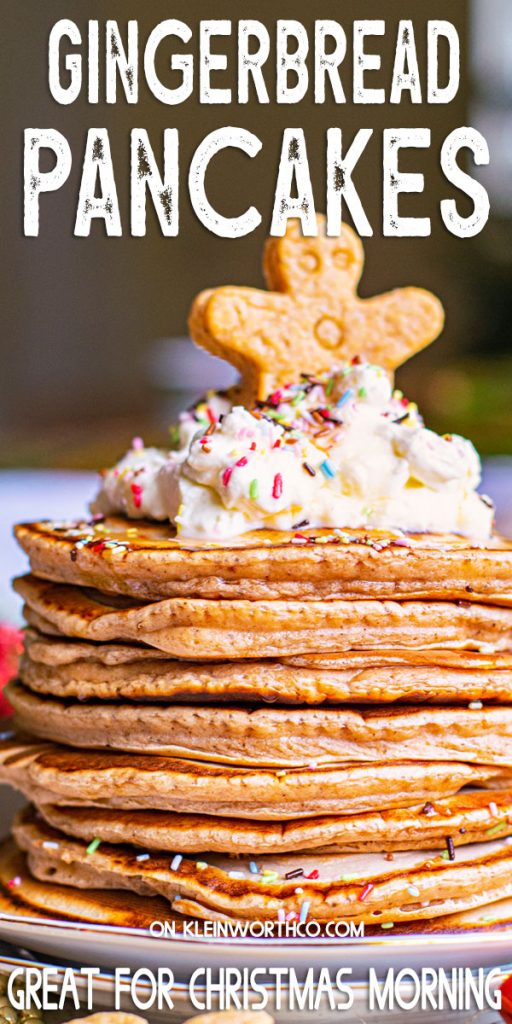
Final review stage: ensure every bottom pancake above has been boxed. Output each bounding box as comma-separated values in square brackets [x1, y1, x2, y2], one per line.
[1, 736, 509, 820]
[13, 807, 512, 925]
[0, 838, 178, 928]
[38, 790, 512, 855]
[2, 838, 512, 936]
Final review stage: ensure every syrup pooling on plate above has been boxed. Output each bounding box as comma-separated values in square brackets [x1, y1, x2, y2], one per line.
[93, 361, 493, 540]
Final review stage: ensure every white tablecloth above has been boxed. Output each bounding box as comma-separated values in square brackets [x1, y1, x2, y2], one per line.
[0, 470, 95, 622]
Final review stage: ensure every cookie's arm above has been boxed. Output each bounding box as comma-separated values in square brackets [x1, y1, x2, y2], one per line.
[345, 287, 445, 369]
[188, 286, 294, 403]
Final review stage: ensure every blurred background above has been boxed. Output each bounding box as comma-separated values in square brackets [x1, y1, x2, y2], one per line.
[0, 0, 511, 622]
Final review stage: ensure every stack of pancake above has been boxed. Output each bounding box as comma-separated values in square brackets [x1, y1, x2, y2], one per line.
[2, 518, 512, 930]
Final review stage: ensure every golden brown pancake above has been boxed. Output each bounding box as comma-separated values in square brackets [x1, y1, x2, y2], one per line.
[8, 680, 512, 767]
[14, 575, 512, 659]
[1, 736, 506, 820]
[15, 518, 512, 604]
[14, 807, 512, 924]
[0, 838, 177, 928]
[21, 628, 512, 705]
[2, 837, 512, 935]
[8, 224, 512, 938]
[38, 789, 512, 855]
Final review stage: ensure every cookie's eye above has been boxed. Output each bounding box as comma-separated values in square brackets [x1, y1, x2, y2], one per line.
[332, 246, 353, 269]
[299, 250, 320, 273]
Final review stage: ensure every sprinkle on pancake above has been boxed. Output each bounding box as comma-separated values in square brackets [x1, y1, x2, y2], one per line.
[13, 807, 512, 925]
[14, 518, 512, 603]
[37, 789, 512, 856]
[3, 835, 512, 936]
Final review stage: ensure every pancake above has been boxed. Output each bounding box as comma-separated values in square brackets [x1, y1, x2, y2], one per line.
[14, 575, 512, 659]
[2, 839, 512, 935]
[8, 681, 512, 767]
[21, 629, 512, 705]
[1, 736, 506, 820]
[38, 789, 512, 855]
[25, 626, 512, 671]
[15, 518, 512, 604]
[0, 837, 178, 928]
[14, 807, 512, 924]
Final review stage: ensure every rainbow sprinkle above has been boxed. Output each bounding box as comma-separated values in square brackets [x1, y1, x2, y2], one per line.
[261, 870, 279, 882]
[272, 473, 283, 499]
[358, 882, 374, 902]
[486, 821, 508, 838]
[336, 388, 354, 409]
[320, 459, 336, 479]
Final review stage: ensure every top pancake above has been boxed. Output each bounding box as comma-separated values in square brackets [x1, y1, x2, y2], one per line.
[14, 518, 512, 604]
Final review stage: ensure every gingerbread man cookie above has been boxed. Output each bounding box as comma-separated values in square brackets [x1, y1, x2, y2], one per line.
[188, 216, 445, 404]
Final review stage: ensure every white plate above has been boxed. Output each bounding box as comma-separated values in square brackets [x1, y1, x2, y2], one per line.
[1, 911, 512, 978]
[0, 946, 510, 1024]
[0, 948, 191, 1023]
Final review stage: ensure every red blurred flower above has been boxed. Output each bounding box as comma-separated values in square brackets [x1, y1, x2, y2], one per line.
[500, 973, 512, 1023]
[0, 623, 23, 718]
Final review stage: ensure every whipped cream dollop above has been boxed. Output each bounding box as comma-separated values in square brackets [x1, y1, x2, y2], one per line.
[93, 363, 494, 539]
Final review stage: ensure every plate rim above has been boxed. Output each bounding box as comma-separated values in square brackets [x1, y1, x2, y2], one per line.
[0, 950, 511, 998]
[2, 910, 512, 950]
